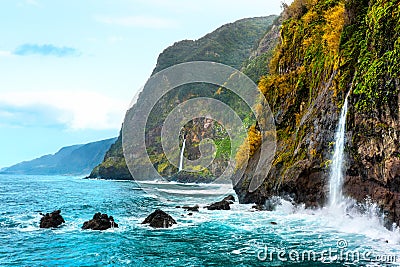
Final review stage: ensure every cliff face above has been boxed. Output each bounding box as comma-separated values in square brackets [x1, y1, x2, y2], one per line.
[89, 16, 278, 180]
[344, 0, 400, 227]
[89, 134, 131, 179]
[234, 0, 347, 206]
[234, 0, 400, 226]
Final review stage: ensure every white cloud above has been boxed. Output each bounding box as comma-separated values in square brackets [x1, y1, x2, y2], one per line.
[96, 15, 178, 29]
[0, 90, 127, 130]
[0, 50, 12, 57]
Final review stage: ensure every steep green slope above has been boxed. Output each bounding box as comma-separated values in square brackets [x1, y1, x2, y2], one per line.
[234, 0, 400, 227]
[89, 16, 278, 180]
[152, 16, 278, 73]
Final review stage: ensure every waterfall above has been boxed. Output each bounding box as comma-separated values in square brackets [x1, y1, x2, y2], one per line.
[328, 92, 350, 208]
[178, 139, 186, 172]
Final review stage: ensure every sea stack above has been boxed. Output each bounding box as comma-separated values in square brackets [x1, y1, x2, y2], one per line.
[39, 210, 65, 228]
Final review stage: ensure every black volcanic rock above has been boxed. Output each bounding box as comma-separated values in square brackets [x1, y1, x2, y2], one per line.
[82, 213, 118, 230]
[182, 205, 199, 212]
[222, 195, 235, 203]
[205, 195, 235, 210]
[142, 209, 177, 228]
[206, 200, 231, 210]
[40, 210, 65, 228]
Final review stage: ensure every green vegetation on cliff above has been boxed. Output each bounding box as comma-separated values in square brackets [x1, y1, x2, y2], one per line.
[89, 134, 131, 179]
[153, 16, 277, 74]
[90, 16, 277, 180]
[341, 0, 399, 111]
[234, 0, 400, 228]
[236, 0, 347, 176]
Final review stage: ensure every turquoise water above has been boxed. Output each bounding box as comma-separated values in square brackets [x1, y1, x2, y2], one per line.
[1, 174, 400, 266]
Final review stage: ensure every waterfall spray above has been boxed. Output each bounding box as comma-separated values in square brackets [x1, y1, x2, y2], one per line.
[328, 92, 350, 208]
[178, 138, 186, 172]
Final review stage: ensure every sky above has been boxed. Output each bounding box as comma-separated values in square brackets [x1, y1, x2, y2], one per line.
[0, 0, 291, 168]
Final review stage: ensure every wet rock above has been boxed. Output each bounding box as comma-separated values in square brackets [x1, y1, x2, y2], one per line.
[142, 209, 177, 228]
[82, 213, 118, 230]
[270, 222, 278, 225]
[182, 205, 199, 212]
[232, 83, 335, 209]
[40, 210, 65, 228]
[222, 195, 235, 203]
[207, 200, 230, 210]
[205, 195, 236, 211]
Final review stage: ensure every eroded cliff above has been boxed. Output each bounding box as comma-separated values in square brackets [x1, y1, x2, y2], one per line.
[234, 0, 400, 227]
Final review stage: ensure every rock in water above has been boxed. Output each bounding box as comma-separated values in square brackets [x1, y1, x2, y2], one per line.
[205, 196, 235, 211]
[142, 209, 177, 228]
[40, 210, 65, 228]
[182, 205, 199, 212]
[206, 200, 231, 210]
[222, 195, 235, 203]
[82, 213, 118, 230]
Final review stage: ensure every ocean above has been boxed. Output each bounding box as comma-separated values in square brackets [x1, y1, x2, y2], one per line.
[1, 174, 400, 266]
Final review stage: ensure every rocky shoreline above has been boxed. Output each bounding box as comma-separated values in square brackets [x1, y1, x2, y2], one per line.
[37, 195, 241, 230]
[80, 0, 400, 230]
